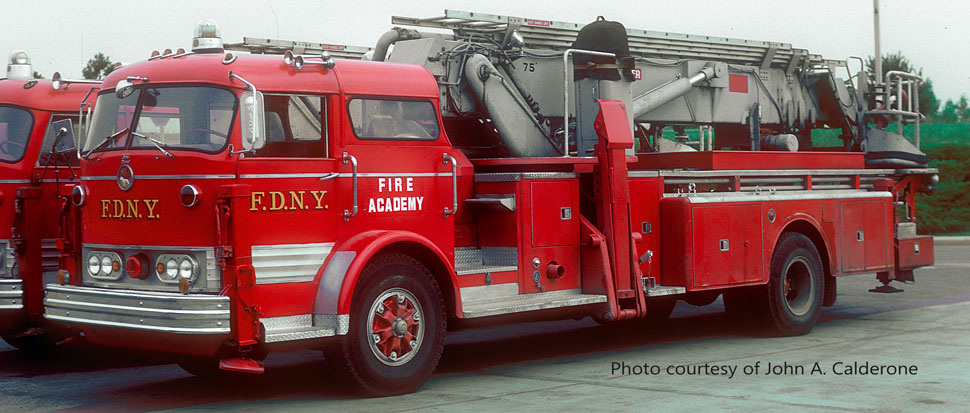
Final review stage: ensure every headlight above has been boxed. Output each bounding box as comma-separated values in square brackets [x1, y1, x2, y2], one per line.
[156, 254, 200, 284]
[100, 256, 112, 275]
[87, 251, 123, 280]
[165, 259, 179, 279]
[88, 255, 101, 276]
[179, 259, 194, 279]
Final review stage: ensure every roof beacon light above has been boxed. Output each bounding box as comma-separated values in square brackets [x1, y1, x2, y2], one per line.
[192, 18, 224, 53]
[6, 49, 32, 80]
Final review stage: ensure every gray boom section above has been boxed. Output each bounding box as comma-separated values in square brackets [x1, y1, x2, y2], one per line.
[464, 54, 559, 157]
[391, 10, 845, 69]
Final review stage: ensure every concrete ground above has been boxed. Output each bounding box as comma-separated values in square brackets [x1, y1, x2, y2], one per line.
[1, 245, 967, 412]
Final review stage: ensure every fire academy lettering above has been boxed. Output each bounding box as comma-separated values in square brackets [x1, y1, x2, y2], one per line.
[369, 177, 424, 213]
[100, 199, 160, 219]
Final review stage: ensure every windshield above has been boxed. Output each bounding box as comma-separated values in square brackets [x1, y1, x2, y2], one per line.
[84, 86, 237, 154]
[84, 90, 140, 153]
[131, 87, 236, 153]
[0, 106, 34, 163]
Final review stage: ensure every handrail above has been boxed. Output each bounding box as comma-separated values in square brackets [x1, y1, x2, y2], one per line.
[885, 71, 922, 147]
[342, 152, 358, 221]
[442, 154, 458, 217]
[562, 48, 616, 157]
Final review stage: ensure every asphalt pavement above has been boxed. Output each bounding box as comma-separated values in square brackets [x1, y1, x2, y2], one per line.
[1, 245, 968, 411]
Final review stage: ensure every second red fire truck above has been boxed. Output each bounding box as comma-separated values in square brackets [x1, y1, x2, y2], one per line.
[45, 14, 936, 396]
[0, 50, 99, 349]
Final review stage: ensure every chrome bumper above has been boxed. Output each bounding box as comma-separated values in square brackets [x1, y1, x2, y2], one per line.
[0, 279, 23, 311]
[44, 284, 230, 335]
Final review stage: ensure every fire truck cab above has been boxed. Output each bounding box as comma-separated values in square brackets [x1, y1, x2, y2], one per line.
[0, 50, 99, 349]
[45, 18, 936, 396]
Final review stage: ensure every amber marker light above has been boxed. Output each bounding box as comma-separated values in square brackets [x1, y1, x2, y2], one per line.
[157, 262, 166, 274]
[178, 277, 190, 294]
[112, 260, 121, 272]
[56, 269, 70, 285]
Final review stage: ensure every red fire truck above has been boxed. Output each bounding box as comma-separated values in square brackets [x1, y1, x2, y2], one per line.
[45, 15, 936, 396]
[0, 50, 99, 349]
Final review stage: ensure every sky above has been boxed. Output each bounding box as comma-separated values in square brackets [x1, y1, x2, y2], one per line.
[2, 0, 968, 104]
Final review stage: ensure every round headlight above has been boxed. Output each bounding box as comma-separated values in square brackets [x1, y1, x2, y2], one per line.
[100, 256, 112, 275]
[88, 255, 101, 275]
[165, 259, 179, 279]
[72, 185, 86, 207]
[179, 259, 194, 279]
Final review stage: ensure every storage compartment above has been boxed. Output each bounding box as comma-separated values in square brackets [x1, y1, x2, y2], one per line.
[897, 236, 934, 270]
[691, 204, 764, 287]
[840, 200, 890, 272]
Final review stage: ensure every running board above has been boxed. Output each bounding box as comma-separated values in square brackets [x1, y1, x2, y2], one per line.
[261, 314, 338, 343]
[645, 285, 686, 297]
[460, 284, 606, 318]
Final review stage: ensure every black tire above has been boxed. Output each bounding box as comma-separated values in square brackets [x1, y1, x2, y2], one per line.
[762, 232, 824, 336]
[325, 252, 445, 397]
[177, 357, 228, 378]
[645, 297, 676, 323]
[1, 331, 58, 352]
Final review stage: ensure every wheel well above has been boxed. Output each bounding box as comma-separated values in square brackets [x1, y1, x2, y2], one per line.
[780, 220, 831, 277]
[780, 220, 835, 304]
[381, 241, 457, 318]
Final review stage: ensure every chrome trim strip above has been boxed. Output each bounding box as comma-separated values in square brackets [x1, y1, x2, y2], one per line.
[44, 314, 230, 334]
[630, 168, 938, 178]
[475, 172, 577, 182]
[81, 174, 235, 181]
[45, 284, 226, 301]
[239, 172, 452, 179]
[83, 243, 215, 252]
[0, 179, 31, 184]
[44, 298, 228, 316]
[0, 305, 23, 310]
[252, 242, 333, 285]
[663, 190, 892, 203]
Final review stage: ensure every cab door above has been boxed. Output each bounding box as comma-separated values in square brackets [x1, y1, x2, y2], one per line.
[236, 94, 339, 317]
[32, 115, 82, 287]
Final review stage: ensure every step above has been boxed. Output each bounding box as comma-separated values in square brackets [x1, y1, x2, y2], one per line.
[454, 247, 518, 276]
[462, 285, 606, 318]
[261, 314, 336, 343]
[645, 285, 687, 297]
[465, 194, 516, 211]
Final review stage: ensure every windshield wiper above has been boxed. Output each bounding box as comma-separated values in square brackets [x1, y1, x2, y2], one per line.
[83, 128, 128, 160]
[131, 131, 174, 158]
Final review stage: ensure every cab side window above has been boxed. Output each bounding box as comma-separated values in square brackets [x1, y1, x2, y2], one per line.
[348, 98, 439, 141]
[36, 114, 81, 167]
[253, 94, 328, 158]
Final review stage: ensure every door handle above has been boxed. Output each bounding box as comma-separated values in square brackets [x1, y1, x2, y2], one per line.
[443, 153, 457, 218]
[342, 152, 357, 221]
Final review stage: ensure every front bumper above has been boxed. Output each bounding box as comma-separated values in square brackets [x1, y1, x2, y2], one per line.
[44, 284, 231, 355]
[0, 279, 24, 330]
[0, 279, 23, 310]
[44, 284, 230, 334]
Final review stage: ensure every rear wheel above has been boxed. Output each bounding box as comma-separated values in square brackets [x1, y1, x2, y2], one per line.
[762, 233, 824, 336]
[325, 253, 445, 397]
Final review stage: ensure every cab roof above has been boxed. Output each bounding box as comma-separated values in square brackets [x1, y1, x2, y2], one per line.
[0, 78, 101, 112]
[100, 52, 439, 99]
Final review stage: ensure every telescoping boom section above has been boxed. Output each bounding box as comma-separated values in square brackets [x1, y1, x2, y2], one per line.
[44, 16, 936, 396]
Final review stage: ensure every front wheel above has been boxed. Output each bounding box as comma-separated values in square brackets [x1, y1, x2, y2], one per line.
[325, 253, 445, 397]
[763, 233, 824, 336]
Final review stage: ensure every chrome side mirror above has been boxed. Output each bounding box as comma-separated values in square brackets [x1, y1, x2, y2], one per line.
[52, 119, 77, 153]
[239, 90, 266, 151]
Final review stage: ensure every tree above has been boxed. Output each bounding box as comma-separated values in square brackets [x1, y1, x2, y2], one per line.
[82, 53, 114, 80]
[937, 99, 958, 124]
[958, 95, 970, 123]
[865, 51, 938, 116]
[32, 71, 43, 79]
